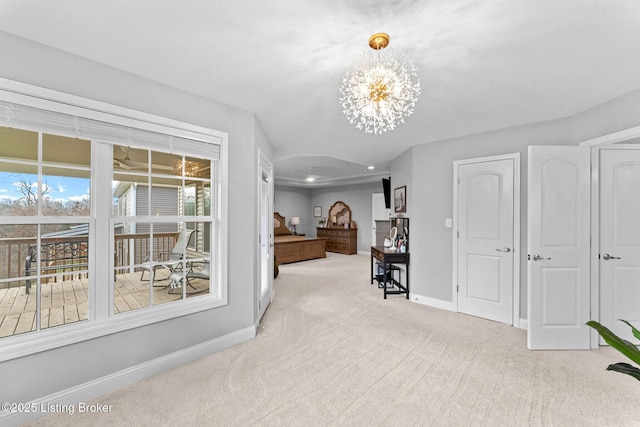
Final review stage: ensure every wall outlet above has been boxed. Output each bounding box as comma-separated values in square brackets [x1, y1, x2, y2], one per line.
[445, 218, 452, 228]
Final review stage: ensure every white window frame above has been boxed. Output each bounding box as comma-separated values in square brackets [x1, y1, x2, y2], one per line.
[0, 78, 228, 362]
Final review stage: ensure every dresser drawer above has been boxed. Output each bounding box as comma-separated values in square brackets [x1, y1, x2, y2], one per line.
[327, 242, 348, 252]
[334, 237, 348, 244]
[318, 229, 340, 237]
[317, 227, 357, 255]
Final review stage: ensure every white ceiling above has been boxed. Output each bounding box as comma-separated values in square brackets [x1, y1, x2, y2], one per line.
[1, 0, 639, 187]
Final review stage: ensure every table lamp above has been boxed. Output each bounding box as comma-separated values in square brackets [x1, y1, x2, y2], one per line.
[290, 216, 300, 235]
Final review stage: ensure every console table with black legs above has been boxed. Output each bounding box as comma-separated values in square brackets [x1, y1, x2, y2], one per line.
[370, 246, 410, 299]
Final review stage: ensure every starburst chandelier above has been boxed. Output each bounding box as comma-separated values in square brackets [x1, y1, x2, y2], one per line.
[339, 33, 421, 135]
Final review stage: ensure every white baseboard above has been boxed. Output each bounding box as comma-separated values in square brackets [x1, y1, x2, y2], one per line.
[410, 293, 455, 311]
[519, 318, 528, 330]
[0, 326, 256, 427]
[410, 294, 529, 331]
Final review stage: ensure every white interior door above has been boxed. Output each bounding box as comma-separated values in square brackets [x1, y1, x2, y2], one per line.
[527, 146, 590, 350]
[258, 152, 273, 322]
[372, 193, 391, 246]
[456, 156, 516, 325]
[599, 147, 640, 344]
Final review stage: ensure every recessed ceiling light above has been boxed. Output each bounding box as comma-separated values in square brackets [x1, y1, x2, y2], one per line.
[367, 165, 375, 170]
[305, 177, 316, 182]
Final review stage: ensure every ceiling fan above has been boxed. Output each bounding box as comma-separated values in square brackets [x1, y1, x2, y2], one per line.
[113, 146, 174, 171]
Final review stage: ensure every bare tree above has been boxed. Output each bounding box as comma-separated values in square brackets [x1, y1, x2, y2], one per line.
[14, 177, 50, 206]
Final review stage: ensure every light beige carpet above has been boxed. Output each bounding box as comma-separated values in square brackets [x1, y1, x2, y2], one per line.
[27, 253, 640, 426]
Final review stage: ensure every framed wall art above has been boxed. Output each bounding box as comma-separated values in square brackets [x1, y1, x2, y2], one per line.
[394, 186, 406, 213]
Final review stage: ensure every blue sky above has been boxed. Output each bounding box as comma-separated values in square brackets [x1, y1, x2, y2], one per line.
[0, 172, 90, 204]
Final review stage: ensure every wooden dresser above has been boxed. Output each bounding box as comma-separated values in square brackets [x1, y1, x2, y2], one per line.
[317, 227, 357, 255]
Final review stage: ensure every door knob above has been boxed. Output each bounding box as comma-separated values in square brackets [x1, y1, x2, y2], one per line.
[532, 254, 551, 261]
[602, 253, 621, 260]
[496, 247, 511, 253]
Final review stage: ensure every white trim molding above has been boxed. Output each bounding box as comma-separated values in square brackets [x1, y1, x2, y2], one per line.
[579, 125, 640, 147]
[580, 126, 640, 349]
[411, 293, 456, 311]
[452, 153, 521, 328]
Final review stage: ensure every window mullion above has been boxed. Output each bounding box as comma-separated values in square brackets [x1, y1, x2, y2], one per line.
[37, 132, 43, 217]
[35, 133, 42, 330]
[35, 225, 41, 332]
[93, 142, 111, 320]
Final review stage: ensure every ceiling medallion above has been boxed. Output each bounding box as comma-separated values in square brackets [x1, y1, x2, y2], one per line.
[339, 32, 421, 135]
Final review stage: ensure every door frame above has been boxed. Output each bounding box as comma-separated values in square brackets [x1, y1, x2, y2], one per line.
[256, 149, 274, 326]
[581, 125, 640, 348]
[371, 193, 391, 247]
[452, 153, 521, 327]
[594, 145, 640, 344]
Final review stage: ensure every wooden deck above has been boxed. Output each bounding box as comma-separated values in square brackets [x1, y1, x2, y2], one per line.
[0, 269, 209, 338]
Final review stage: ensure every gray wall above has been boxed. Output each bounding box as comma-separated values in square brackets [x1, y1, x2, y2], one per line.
[389, 148, 413, 219]
[274, 186, 312, 235]
[0, 31, 273, 403]
[571, 88, 640, 143]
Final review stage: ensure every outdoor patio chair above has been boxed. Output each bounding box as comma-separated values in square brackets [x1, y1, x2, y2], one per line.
[168, 260, 209, 294]
[187, 259, 210, 282]
[140, 229, 196, 282]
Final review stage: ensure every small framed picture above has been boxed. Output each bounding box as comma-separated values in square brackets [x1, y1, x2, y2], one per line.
[313, 206, 322, 217]
[394, 186, 407, 213]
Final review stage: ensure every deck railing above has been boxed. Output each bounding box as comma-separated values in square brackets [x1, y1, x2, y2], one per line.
[0, 236, 34, 281]
[114, 232, 179, 272]
[0, 232, 179, 288]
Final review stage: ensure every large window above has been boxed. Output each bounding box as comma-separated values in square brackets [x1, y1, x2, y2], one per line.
[0, 85, 227, 360]
[112, 145, 214, 312]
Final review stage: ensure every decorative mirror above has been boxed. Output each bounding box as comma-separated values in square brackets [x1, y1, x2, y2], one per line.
[328, 201, 352, 227]
[391, 217, 409, 239]
[390, 217, 409, 251]
[389, 226, 398, 240]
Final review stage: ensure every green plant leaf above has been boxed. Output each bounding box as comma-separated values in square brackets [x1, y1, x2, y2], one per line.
[619, 319, 640, 341]
[586, 320, 640, 365]
[607, 362, 640, 381]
